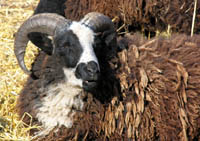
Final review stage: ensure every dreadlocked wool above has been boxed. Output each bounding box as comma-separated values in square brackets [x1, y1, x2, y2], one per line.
[29, 33, 200, 140]
[64, 0, 200, 34]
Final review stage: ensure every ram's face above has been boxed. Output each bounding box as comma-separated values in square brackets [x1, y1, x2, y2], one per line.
[54, 22, 100, 91]
[14, 12, 116, 92]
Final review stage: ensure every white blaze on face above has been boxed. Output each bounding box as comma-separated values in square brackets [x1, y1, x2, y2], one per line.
[69, 22, 99, 68]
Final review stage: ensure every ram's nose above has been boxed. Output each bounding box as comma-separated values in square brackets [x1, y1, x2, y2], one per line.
[75, 61, 100, 91]
[86, 61, 100, 80]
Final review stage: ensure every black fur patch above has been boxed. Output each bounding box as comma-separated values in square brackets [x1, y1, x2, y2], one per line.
[28, 32, 53, 55]
[34, 0, 66, 16]
[54, 30, 83, 68]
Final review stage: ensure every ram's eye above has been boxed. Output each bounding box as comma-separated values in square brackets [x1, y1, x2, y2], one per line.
[93, 37, 102, 49]
[64, 42, 71, 47]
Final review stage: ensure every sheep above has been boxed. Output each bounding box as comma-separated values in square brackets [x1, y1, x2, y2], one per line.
[14, 12, 117, 139]
[28, 0, 200, 54]
[30, 0, 200, 36]
[21, 33, 200, 141]
[64, 0, 200, 34]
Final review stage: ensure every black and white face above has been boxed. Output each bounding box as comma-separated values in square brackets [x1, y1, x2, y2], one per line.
[54, 22, 100, 91]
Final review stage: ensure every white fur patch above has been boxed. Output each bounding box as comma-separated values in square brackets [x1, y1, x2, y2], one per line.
[63, 68, 83, 87]
[69, 22, 99, 69]
[34, 75, 84, 137]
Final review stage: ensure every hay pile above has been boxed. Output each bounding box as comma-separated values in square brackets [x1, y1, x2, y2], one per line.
[0, 0, 39, 140]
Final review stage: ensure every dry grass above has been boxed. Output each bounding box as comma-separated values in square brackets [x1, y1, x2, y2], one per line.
[0, 0, 39, 140]
[191, 0, 198, 36]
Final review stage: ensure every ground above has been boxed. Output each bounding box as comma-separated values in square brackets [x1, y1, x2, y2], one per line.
[0, 0, 39, 140]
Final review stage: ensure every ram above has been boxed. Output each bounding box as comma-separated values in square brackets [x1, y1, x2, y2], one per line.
[28, 33, 200, 141]
[14, 12, 116, 138]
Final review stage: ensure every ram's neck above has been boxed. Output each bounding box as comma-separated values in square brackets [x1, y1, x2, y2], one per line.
[34, 81, 84, 137]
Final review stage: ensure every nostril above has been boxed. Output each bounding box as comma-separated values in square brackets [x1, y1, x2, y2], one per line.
[87, 66, 95, 73]
[87, 61, 99, 74]
[87, 66, 99, 74]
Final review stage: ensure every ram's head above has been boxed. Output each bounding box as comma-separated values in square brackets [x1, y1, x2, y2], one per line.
[14, 12, 116, 91]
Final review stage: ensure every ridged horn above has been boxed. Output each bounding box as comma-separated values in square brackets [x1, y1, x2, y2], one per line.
[80, 12, 115, 34]
[14, 13, 71, 75]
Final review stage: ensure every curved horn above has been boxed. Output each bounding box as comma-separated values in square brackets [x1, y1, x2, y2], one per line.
[14, 13, 71, 75]
[80, 12, 115, 33]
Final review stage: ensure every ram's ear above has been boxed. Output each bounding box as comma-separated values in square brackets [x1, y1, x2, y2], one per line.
[94, 30, 117, 60]
[28, 32, 53, 55]
[101, 29, 117, 47]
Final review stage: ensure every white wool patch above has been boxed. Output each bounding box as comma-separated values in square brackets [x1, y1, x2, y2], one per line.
[69, 22, 99, 68]
[63, 68, 83, 87]
[34, 76, 84, 137]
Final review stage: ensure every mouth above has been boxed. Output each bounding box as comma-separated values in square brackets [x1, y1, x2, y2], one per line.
[83, 80, 98, 91]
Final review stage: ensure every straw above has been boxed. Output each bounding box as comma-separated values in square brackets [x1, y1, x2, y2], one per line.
[191, 0, 198, 36]
[0, 0, 40, 140]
